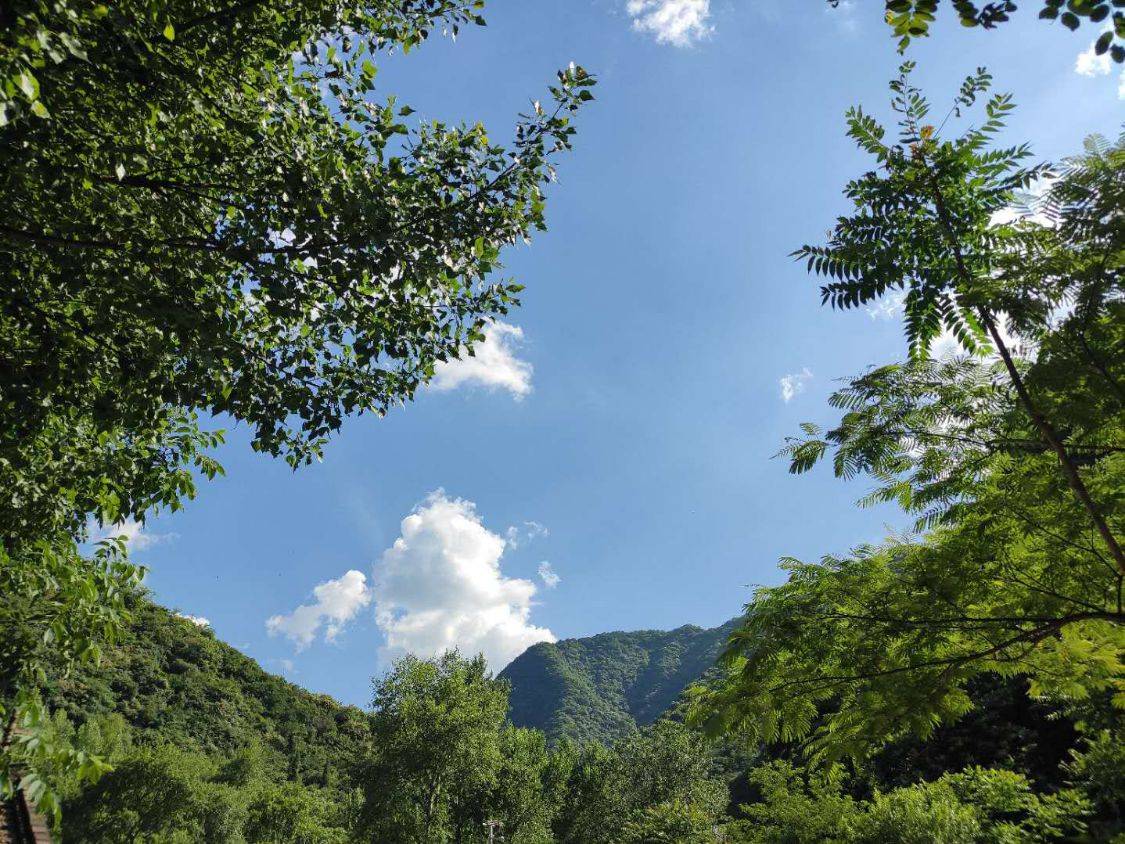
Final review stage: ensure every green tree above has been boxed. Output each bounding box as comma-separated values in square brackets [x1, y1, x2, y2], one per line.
[357, 651, 509, 843]
[615, 720, 728, 820]
[1, 0, 592, 813]
[246, 780, 349, 844]
[826, 1, 1125, 60]
[616, 800, 718, 844]
[549, 721, 727, 844]
[61, 743, 218, 842]
[726, 762, 1088, 844]
[549, 740, 625, 844]
[487, 726, 553, 843]
[730, 761, 859, 843]
[692, 67, 1123, 761]
[1, 0, 592, 542]
[0, 538, 142, 818]
[1063, 731, 1125, 840]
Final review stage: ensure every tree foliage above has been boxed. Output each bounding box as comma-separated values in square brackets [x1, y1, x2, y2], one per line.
[1, 0, 593, 546]
[357, 651, 510, 842]
[692, 69, 1123, 766]
[1, 0, 593, 814]
[41, 606, 1123, 840]
[826, 0, 1125, 61]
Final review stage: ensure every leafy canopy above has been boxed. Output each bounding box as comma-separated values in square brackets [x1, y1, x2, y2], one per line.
[0, 0, 593, 818]
[1, 0, 594, 547]
[691, 70, 1123, 762]
[826, 1, 1125, 61]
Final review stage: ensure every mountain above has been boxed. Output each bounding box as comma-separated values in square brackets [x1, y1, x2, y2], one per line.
[499, 618, 740, 744]
[45, 598, 369, 783]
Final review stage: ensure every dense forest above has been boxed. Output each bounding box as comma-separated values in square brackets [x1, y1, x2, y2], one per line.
[500, 620, 740, 744]
[2, 0, 1122, 841]
[23, 597, 1122, 841]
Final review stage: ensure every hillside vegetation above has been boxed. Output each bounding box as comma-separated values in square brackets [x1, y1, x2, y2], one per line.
[45, 599, 369, 787]
[501, 620, 739, 743]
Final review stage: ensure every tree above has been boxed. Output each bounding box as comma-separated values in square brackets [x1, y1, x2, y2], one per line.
[487, 726, 553, 842]
[615, 720, 728, 820]
[357, 651, 509, 843]
[692, 68, 1122, 758]
[826, 0, 1125, 60]
[549, 740, 625, 844]
[246, 780, 350, 844]
[616, 801, 718, 844]
[0, 538, 141, 818]
[725, 762, 1089, 843]
[547, 721, 728, 844]
[61, 743, 219, 842]
[2, 0, 593, 544]
[1, 0, 592, 812]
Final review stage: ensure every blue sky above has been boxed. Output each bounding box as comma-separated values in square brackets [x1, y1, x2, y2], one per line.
[112, 0, 1124, 707]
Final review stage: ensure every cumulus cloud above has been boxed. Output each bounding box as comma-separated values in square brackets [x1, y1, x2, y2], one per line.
[430, 321, 533, 398]
[266, 570, 373, 651]
[175, 613, 211, 628]
[88, 518, 176, 552]
[626, 0, 712, 47]
[373, 491, 555, 671]
[779, 368, 813, 403]
[537, 561, 561, 589]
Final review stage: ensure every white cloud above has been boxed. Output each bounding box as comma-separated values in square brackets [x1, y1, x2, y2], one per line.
[175, 613, 210, 628]
[280, 658, 296, 674]
[537, 561, 561, 589]
[1076, 41, 1112, 77]
[266, 570, 373, 651]
[1074, 30, 1125, 99]
[779, 368, 813, 403]
[866, 292, 906, 320]
[626, 0, 712, 47]
[430, 321, 533, 398]
[505, 520, 549, 549]
[373, 491, 555, 671]
[88, 518, 176, 552]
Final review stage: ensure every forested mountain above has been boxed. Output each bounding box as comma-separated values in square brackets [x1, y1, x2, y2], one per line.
[500, 618, 740, 743]
[44, 598, 370, 786]
[34, 597, 1118, 841]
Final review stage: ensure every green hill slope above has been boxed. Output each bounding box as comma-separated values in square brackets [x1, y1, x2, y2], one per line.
[499, 618, 739, 744]
[44, 598, 369, 783]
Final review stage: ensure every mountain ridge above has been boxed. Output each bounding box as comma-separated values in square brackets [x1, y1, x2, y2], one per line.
[500, 617, 740, 744]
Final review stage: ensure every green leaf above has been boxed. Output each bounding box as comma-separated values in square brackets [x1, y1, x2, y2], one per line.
[17, 70, 39, 101]
[163, 23, 175, 41]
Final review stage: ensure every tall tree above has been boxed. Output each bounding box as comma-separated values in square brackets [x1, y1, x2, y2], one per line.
[1, 0, 593, 545]
[692, 68, 1122, 759]
[0, 0, 592, 812]
[357, 652, 509, 843]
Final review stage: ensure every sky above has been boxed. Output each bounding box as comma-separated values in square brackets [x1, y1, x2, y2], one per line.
[106, 0, 1124, 708]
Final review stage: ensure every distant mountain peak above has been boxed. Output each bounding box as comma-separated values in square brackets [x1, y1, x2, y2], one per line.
[499, 617, 740, 744]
